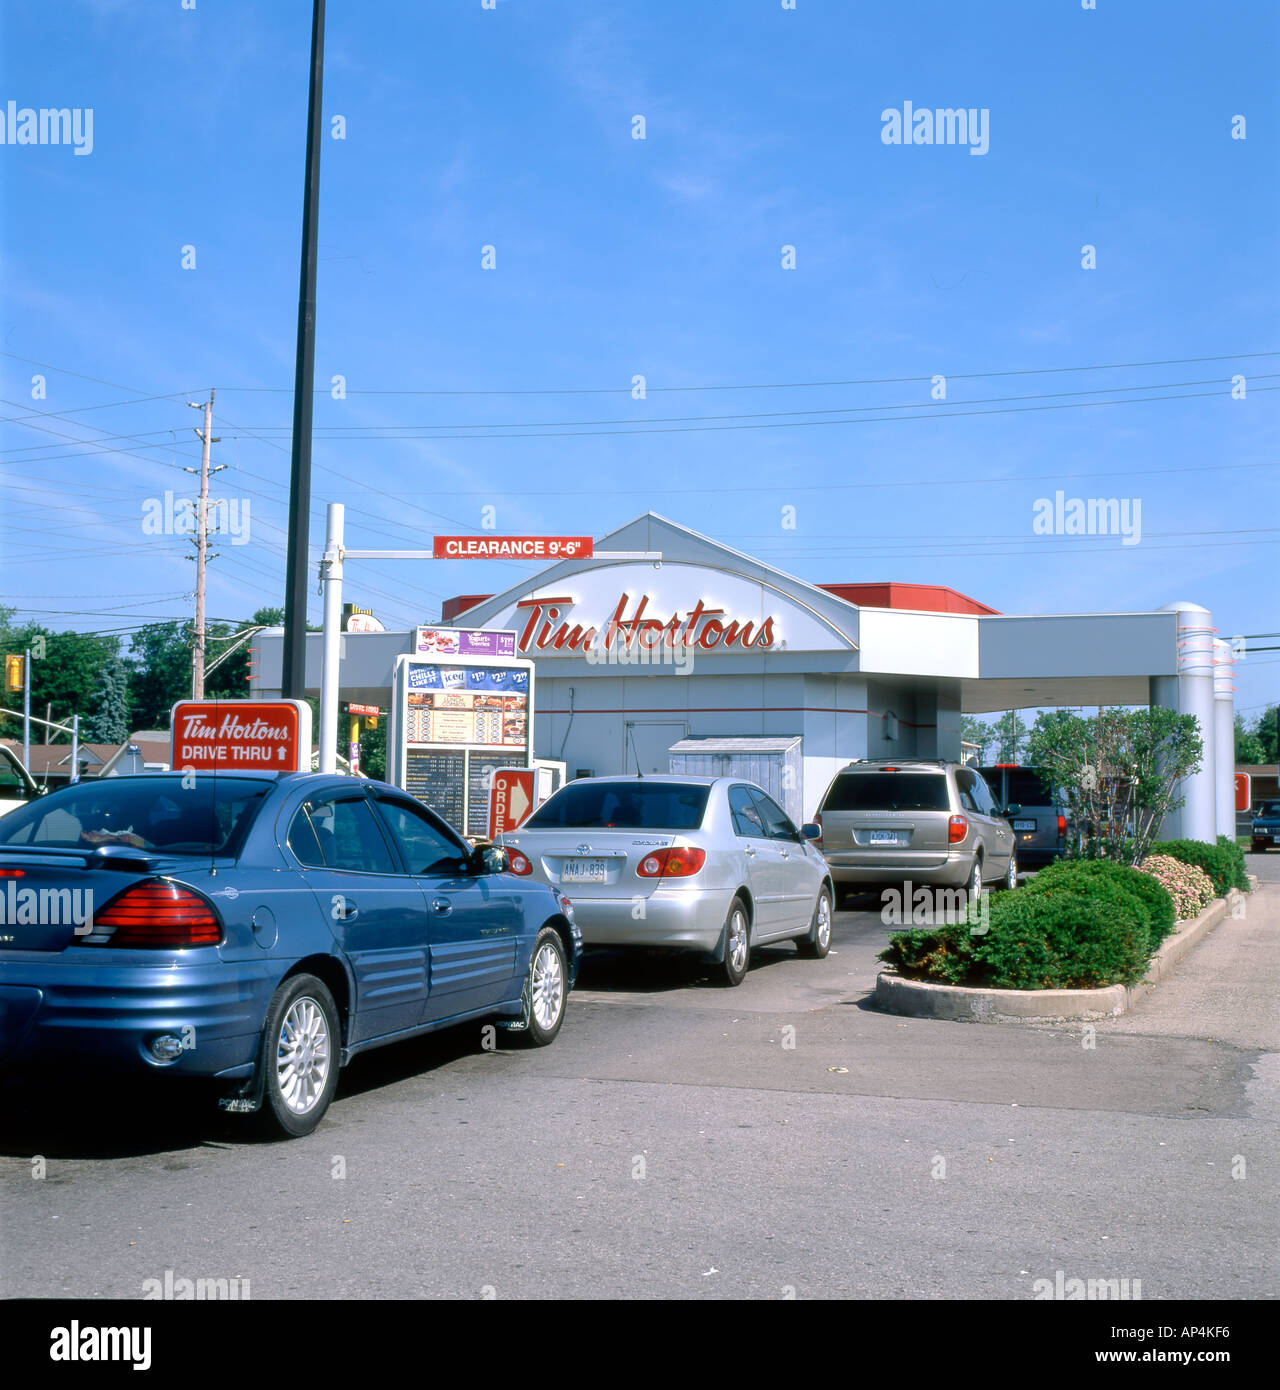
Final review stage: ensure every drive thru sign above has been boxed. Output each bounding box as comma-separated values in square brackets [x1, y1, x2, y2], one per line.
[489, 768, 536, 838]
[170, 699, 312, 772]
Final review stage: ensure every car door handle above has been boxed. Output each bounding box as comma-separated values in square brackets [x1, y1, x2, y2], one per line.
[779, 849, 790, 858]
[332, 897, 358, 921]
[430, 898, 452, 914]
[744, 846, 756, 857]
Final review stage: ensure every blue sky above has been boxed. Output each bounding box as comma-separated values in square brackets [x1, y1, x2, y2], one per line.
[2, 0, 1277, 717]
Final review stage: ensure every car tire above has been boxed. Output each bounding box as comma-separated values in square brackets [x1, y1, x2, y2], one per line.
[511, 926, 568, 1047]
[968, 855, 984, 903]
[1002, 848, 1018, 891]
[1252, 840, 1267, 854]
[796, 886, 833, 959]
[720, 897, 751, 987]
[257, 974, 340, 1140]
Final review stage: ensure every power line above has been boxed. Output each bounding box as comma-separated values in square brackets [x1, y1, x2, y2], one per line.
[208, 350, 1280, 397]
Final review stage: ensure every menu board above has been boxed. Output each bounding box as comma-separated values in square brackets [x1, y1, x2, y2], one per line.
[467, 753, 528, 838]
[404, 750, 466, 828]
[405, 666, 528, 748]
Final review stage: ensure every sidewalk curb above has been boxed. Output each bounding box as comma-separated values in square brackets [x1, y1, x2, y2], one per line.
[873, 889, 1245, 1025]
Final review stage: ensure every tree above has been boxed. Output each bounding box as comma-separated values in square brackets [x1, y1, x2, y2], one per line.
[1026, 705, 1203, 864]
[1251, 705, 1279, 764]
[961, 715, 992, 761]
[1235, 713, 1266, 766]
[988, 709, 1029, 763]
[126, 622, 194, 731]
[0, 624, 119, 741]
[81, 657, 131, 744]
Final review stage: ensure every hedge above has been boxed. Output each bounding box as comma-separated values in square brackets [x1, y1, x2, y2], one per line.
[1022, 858, 1175, 950]
[879, 891, 1150, 990]
[1148, 837, 1249, 898]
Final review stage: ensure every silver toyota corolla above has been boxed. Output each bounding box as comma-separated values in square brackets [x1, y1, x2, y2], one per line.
[497, 775, 834, 986]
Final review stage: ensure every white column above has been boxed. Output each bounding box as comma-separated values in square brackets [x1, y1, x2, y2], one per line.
[1213, 637, 1237, 840]
[1154, 602, 1216, 842]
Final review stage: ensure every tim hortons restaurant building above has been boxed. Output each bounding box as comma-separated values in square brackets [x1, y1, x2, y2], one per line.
[254, 513, 1237, 838]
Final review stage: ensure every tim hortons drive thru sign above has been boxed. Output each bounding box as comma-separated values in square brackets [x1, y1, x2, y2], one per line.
[513, 593, 778, 654]
[170, 699, 312, 772]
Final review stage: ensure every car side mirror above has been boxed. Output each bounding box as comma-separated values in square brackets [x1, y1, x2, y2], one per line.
[1003, 804, 1022, 818]
[800, 822, 822, 840]
[472, 845, 508, 875]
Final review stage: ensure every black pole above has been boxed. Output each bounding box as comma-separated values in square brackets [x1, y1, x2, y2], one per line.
[282, 0, 326, 699]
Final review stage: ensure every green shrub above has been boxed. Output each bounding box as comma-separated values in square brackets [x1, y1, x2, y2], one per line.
[1148, 838, 1247, 898]
[1138, 854, 1214, 920]
[878, 926, 973, 984]
[1216, 835, 1251, 892]
[879, 890, 1150, 990]
[968, 892, 1149, 989]
[1023, 858, 1175, 949]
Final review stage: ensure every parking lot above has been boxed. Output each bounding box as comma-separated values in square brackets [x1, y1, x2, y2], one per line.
[2, 854, 1277, 1301]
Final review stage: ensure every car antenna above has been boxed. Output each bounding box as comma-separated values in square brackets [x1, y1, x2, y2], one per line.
[626, 723, 644, 778]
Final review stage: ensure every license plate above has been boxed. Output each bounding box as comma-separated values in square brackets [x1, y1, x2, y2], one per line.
[561, 857, 608, 883]
[1273, 835, 1280, 844]
[868, 831, 900, 846]
[1013, 820, 1036, 832]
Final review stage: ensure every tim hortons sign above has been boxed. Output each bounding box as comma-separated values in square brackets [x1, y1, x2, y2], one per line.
[514, 593, 778, 654]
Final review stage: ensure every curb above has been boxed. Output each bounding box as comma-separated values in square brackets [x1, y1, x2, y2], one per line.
[873, 889, 1244, 1025]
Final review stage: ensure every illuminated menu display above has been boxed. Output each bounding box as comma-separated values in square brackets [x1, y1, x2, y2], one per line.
[404, 750, 466, 827]
[405, 666, 528, 748]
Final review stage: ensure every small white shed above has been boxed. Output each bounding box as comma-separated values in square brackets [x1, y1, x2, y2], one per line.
[667, 735, 804, 826]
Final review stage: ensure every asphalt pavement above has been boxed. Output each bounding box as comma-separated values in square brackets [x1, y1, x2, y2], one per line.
[1, 853, 1277, 1300]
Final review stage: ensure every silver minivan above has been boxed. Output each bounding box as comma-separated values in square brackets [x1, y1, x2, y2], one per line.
[814, 759, 1017, 903]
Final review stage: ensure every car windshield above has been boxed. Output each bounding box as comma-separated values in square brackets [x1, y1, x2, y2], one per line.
[822, 772, 949, 812]
[1259, 802, 1280, 817]
[525, 781, 710, 830]
[0, 776, 271, 854]
[979, 767, 1055, 807]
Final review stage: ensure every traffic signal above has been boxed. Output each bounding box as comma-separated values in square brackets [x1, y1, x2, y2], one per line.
[4, 654, 23, 692]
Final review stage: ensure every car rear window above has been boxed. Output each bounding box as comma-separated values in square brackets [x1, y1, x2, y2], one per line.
[525, 781, 710, 830]
[0, 776, 271, 854]
[821, 772, 949, 812]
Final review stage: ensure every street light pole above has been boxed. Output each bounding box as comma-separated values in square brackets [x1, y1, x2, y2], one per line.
[282, 0, 327, 700]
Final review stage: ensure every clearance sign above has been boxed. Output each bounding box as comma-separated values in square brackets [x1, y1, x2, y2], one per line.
[433, 536, 593, 560]
[170, 699, 312, 772]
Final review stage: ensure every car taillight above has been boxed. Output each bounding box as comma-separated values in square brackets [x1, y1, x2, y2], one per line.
[1057, 815, 1066, 837]
[948, 815, 968, 844]
[89, 881, 222, 948]
[506, 850, 533, 876]
[0, 868, 25, 878]
[636, 847, 707, 878]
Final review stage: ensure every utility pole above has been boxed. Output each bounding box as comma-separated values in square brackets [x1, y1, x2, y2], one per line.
[186, 391, 223, 698]
[282, 0, 327, 700]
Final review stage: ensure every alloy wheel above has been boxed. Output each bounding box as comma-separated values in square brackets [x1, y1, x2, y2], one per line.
[276, 996, 331, 1116]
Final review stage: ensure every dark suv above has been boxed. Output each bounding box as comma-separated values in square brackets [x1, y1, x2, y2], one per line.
[977, 764, 1066, 869]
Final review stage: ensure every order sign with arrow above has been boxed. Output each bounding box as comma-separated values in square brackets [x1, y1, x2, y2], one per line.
[170, 699, 312, 773]
[489, 768, 536, 839]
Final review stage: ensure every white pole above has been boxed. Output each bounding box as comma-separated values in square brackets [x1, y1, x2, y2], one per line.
[318, 502, 344, 774]
[70, 714, 80, 784]
[22, 647, 31, 773]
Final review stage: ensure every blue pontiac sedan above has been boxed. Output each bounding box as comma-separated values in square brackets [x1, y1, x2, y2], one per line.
[0, 772, 581, 1137]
